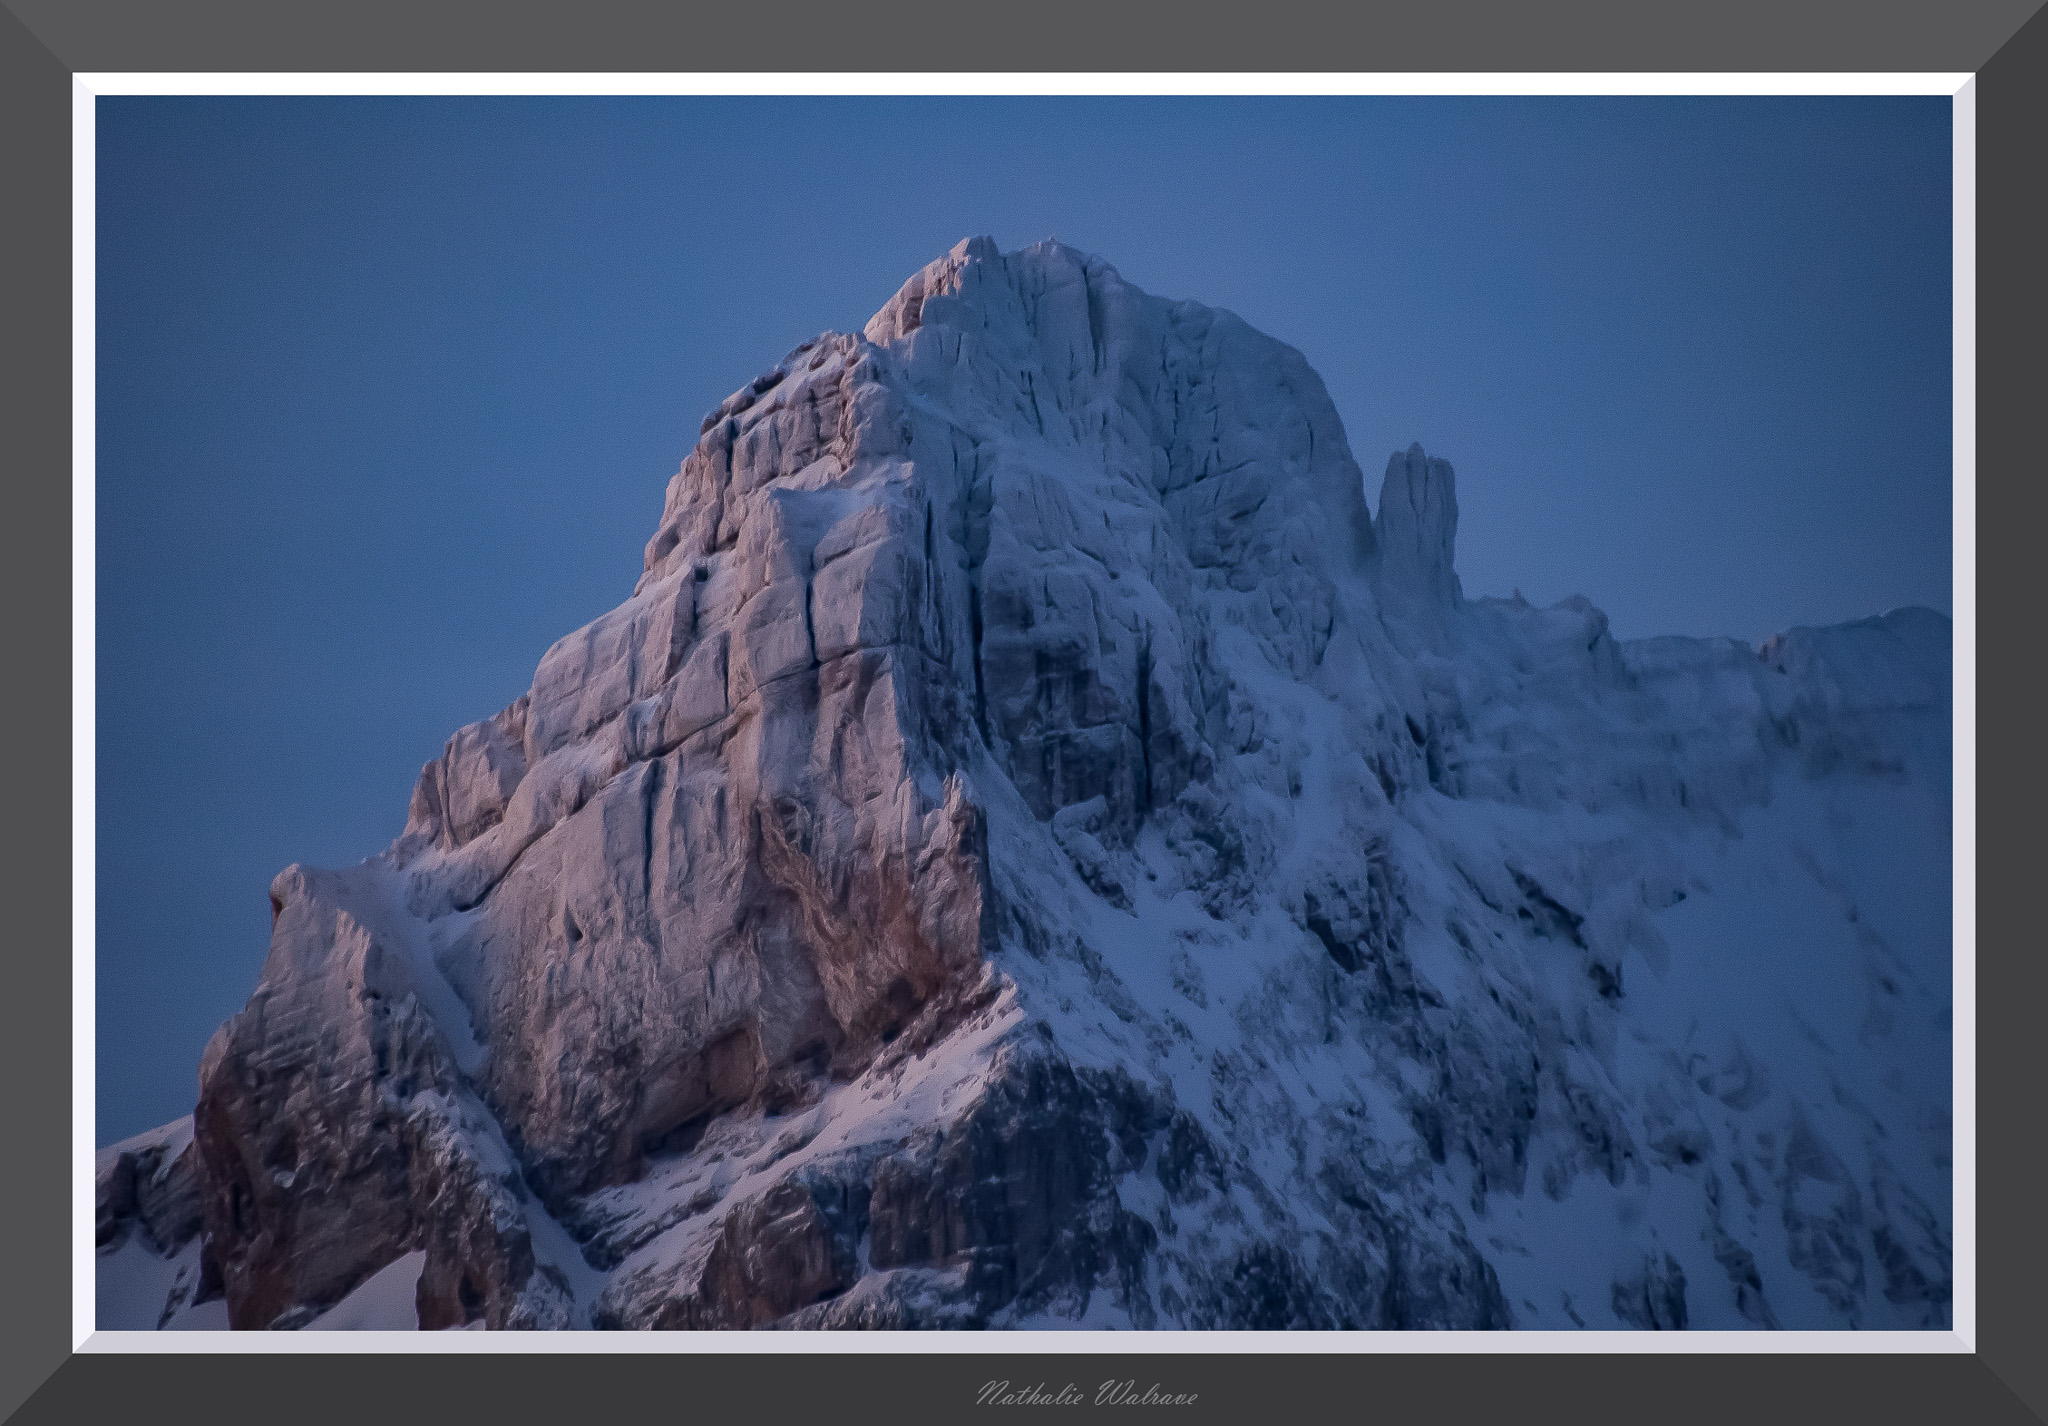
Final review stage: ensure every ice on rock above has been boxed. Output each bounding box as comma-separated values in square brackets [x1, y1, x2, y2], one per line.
[112, 239, 1950, 1332]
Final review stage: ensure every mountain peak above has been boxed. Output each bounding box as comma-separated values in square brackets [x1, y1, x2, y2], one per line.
[106, 241, 1951, 1337]
[951, 233, 999, 262]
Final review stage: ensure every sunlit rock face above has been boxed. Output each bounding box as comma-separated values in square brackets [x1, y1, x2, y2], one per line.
[112, 238, 1948, 1333]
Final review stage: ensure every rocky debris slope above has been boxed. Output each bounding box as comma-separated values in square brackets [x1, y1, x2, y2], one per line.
[101, 238, 1951, 1332]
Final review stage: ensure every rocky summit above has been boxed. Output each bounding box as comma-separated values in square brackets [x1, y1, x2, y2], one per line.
[100, 238, 1952, 1332]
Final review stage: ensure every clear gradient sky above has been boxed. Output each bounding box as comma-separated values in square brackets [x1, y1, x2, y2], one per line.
[96, 96, 1952, 1141]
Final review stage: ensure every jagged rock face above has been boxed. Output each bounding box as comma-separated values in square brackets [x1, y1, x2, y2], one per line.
[95, 1117, 219, 1330]
[193, 867, 574, 1329]
[154, 238, 1951, 1334]
[97, 1120, 205, 1256]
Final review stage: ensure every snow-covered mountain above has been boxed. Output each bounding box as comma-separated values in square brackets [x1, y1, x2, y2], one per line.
[98, 238, 1952, 1332]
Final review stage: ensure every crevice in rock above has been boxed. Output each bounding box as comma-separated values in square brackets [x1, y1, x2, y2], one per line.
[665, 574, 699, 683]
[803, 579, 818, 668]
[641, 757, 661, 907]
[969, 581, 990, 747]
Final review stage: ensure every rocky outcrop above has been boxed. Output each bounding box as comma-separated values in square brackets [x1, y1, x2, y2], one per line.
[104, 238, 1949, 1333]
[96, 1119, 205, 1257]
[1370, 442, 1462, 626]
[1612, 1252, 1689, 1330]
[192, 866, 574, 1329]
[593, 1045, 1166, 1330]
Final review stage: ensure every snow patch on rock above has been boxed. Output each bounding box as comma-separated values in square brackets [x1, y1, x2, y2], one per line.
[108, 239, 1949, 1332]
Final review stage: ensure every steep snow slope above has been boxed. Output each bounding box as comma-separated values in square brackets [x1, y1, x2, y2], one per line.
[101, 238, 1951, 1331]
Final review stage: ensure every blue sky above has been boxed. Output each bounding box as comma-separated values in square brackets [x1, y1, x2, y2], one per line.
[95, 96, 1951, 1141]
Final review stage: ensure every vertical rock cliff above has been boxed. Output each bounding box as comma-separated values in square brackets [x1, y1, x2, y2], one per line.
[102, 238, 1952, 1332]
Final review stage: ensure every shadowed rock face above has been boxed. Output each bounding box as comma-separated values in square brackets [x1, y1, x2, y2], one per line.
[149, 238, 1951, 1334]
[96, 1125, 204, 1256]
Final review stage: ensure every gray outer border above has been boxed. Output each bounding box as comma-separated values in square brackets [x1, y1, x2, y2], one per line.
[1, 0, 2044, 72]
[3, 2, 2040, 1421]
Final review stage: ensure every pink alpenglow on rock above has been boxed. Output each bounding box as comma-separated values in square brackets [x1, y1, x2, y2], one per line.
[99, 239, 1951, 1333]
